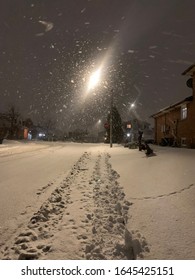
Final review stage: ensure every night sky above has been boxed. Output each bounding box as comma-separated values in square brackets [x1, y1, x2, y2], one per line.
[0, 0, 195, 131]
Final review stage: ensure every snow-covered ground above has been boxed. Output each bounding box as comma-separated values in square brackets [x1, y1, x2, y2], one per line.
[110, 145, 195, 260]
[0, 140, 194, 260]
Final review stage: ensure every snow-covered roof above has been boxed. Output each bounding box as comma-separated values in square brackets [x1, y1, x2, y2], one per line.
[182, 64, 195, 76]
[151, 95, 193, 118]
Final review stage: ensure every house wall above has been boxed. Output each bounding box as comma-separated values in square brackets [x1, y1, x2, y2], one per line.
[154, 71, 195, 148]
[179, 72, 195, 147]
[155, 100, 195, 148]
[155, 108, 180, 145]
[178, 101, 195, 147]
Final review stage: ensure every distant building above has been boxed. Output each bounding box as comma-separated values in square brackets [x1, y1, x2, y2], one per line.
[123, 119, 154, 143]
[0, 113, 29, 141]
[151, 64, 195, 148]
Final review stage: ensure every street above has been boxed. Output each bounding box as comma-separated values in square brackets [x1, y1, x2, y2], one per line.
[0, 141, 194, 259]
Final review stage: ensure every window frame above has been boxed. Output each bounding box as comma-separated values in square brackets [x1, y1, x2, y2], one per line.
[181, 104, 187, 120]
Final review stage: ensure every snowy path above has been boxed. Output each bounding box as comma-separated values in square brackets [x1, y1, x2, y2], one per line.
[0, 142, 87, 228]
[0, 141, 194, 260]
[0, 143, 133, 260]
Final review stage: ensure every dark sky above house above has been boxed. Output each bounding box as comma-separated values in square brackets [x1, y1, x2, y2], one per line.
[0, 0, 194, 131]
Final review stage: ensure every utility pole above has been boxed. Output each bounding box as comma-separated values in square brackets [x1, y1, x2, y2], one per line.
[110, 89, 113, 148]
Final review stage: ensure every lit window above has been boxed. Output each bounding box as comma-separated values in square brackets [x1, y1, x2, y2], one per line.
[181, 105, 187, 120]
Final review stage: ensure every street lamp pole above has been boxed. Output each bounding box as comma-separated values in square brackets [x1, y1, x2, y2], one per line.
[110, 89, 113, 148]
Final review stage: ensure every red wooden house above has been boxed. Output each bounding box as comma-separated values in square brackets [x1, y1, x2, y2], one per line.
[151, 64, 195, 148]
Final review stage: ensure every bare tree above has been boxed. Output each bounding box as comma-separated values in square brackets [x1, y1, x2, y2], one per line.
[23, 118, 33, 129]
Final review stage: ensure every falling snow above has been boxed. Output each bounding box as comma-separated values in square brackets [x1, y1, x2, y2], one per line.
[0, 0, 194, 134]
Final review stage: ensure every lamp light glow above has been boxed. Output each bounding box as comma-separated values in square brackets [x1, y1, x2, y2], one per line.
[88, 68, 101, 91]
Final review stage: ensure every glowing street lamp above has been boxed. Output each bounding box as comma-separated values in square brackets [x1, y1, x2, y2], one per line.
[97, 119, 102, 138]
[88, 68, 101, 91]
[87, 66, 114, 148]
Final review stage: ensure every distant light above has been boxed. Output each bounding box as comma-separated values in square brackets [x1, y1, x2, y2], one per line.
[98, 119, 101, 124]
[131, 103, 135, 108]
[127, 133, 130, 137]
[39, 133, 45, 137]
